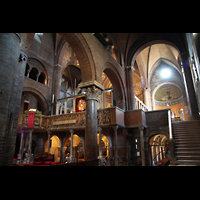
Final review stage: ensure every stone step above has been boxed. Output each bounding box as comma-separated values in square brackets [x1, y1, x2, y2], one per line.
[173, 135, 200, 138]
[169, 160, 200, 166]
[175, 145, 200, 149]
[174, 137, 200, 141]
[176, 148, 200, 152]
[171, 121, 200, 166]
[176, 152, 200, 156]
[175, 140, 200, 143]
[176, 155, 200, 160]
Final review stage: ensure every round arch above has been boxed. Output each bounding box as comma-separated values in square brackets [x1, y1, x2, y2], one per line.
[145, 129, 169, 166]
[152, 82, 184, 110]
[63, 134, 84, 160]
[97, 133, 111, 157]
[27, 58, 49, 86]
[45, 135, 61, 162]
[59, 33, 96, 83]
[102, 62, 126, 110]
[148, 134, 169, 166]
[22, 33, 97, 84]
[23, 87, 49, 115]
[127, 33, 186, 67]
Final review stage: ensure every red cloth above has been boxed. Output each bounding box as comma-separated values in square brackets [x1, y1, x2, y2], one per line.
[27, 112, 35, 129]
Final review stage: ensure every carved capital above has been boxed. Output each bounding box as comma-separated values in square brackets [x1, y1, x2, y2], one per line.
[138, 126, 144, 131]
[70, 129, 74, 134]
[82, 85, 102, 101]
[97, 126, 102, 133]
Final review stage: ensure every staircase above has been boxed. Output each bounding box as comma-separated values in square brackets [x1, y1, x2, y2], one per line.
[170, 120, 200, 166]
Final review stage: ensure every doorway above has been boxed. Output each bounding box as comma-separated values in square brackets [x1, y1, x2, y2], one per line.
[45, 135, 61, 162]
[149, 134, 169, 166]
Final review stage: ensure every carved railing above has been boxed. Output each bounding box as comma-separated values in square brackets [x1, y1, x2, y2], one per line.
[47, 112, 86, 130]
[22, 114, 48, 130]
[22, 106, 125, 131]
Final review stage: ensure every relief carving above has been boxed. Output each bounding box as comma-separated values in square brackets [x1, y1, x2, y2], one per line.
[82, 86, 102, 100]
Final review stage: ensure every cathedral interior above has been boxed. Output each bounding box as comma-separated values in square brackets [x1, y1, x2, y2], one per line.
[1, 33, 200, 166]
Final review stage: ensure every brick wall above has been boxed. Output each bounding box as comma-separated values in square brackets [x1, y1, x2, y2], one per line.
[0, 33, 23, 165]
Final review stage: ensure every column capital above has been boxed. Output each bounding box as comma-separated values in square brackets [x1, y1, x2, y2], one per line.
[79, 80, 104, 91]
[138, 126, 144, 131]
[112, 125, 119, 132]
[70, 128, 74, 134]
[82, 85, 102, 101]
[97, 126, 102, 133]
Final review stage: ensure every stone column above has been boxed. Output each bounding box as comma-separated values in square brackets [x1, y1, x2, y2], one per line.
[70, 129, 74, 158]
[60, 138, 64, 163]
[18, 130, 24, 161]
[181, 53, 199, 120]
[56, 102, 60, 115]
[47, 130, 51, 154]
[143, 87, 152, 111]
[126, 66, 136, 110]
[112, 126, 118, 166]
[36, 73, 40, 82]
[82, 85, 102, 161]
[98, 127, 104, 166]
[98, 127, 102, 157]
[138, 126, 145, 166]
[28, 129, 33, 156]
[69, 129, 76, 162]
[0, 33, 29, 165]
[53, 64, 62, 114]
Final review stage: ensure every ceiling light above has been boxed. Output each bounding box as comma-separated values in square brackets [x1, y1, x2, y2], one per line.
[161, 68, 171, 78]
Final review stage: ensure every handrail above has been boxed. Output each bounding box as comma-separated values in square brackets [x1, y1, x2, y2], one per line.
[152, 148, 169, 165]
[135, 96, 148, 111]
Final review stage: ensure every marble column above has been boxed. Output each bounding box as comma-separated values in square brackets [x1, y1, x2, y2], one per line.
[69, 129, 76, 162]
[98, 127, 102, 157]
[98, 127, 103, 165]
[112, 126, 118, 166]
[47, 130, 51, 154]
[28, 129, 33, 156]
[126, 66, 136, 110]
[139, 126, 145, 166]
[70, 129, 74, 158]
[60, 138, 64, 163]
[82, 85, 102, 161]
[18, 130, 24, 161]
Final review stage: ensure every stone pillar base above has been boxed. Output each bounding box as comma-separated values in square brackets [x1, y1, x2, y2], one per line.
[98, 156, 107, 166]
[65, 156, 77, 163]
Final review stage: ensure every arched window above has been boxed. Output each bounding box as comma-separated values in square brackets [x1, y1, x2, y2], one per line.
[29, 67, 39, 81]
[25, 63, 30, 77]
[38, 72, 47, 85]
